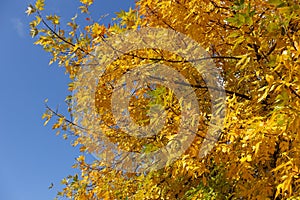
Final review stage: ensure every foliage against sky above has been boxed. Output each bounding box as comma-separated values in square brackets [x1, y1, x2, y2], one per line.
[28, 0, 300, 199]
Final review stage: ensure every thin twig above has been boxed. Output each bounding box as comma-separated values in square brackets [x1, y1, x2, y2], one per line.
[37, 11, 91, 55]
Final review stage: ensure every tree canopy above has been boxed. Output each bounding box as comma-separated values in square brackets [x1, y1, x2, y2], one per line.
[28, 0, 300, 199]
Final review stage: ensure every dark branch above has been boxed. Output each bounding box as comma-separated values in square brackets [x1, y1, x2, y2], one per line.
[289, 86, 300, 99]
[37, 11, 91, 55]
[45, 104, 87, 131]
[148, 75, 251, 100]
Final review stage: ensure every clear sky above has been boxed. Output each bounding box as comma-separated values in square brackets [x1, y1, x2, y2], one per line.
[0, 0, 134, 199]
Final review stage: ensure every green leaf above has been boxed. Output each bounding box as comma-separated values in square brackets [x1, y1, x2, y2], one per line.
[268, 0, 285, 7]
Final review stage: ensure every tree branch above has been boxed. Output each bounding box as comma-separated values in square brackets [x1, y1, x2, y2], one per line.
[148, 75, 251, 100]
[37, 11, 91, 55]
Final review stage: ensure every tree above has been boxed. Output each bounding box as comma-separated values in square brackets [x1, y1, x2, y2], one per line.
[28, 0, 300, 199]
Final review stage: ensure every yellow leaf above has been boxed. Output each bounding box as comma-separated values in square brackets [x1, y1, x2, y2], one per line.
[271, 161, 292, 172]
[79, 146, 87, 152]
[77, 155, 85, 163]
[240, 155, 252, 163]
[80, 0, 93, 6]
[25, 5, 36, 15]
[246, 154, 252, 162]
[43, 118, 50, 126]
[63, 134, 68, 140]
[266, 75, 274, 85]
[35, 0, 45, 11]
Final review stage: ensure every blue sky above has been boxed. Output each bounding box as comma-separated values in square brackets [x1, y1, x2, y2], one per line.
[0, 0, 134, 199]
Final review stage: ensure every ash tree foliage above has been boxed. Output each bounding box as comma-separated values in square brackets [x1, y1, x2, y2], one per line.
[27, 0, 300, 199]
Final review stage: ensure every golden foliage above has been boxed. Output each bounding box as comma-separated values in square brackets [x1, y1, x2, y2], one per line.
[28, 0, 300, 199]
